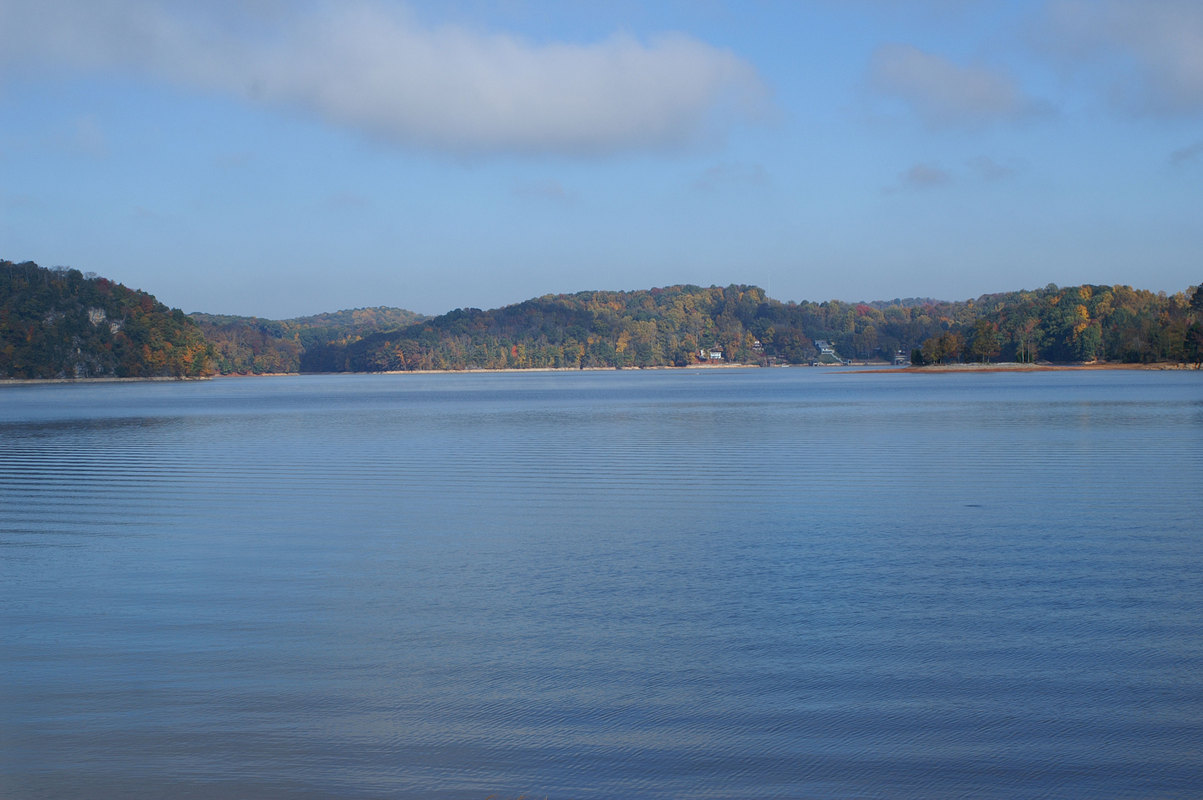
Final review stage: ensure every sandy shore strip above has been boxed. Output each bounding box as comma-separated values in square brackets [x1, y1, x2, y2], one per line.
[4, 361, 1196, 384]
[0, 375, 214, 386]
[861, 362, 1198, 374]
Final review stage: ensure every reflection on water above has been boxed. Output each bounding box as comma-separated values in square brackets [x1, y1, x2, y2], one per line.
[2, 369, 1202, 799]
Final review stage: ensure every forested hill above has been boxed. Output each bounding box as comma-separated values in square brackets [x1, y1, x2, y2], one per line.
[5, 258, 1200, 378]
[301, 285, 774, 371]
[1, 260, 211, 378]
[299, 282, 1203, 372]
[191, 307, 426, 374]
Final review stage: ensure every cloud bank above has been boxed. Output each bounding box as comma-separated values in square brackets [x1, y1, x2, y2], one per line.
[1044, 0, 1203, 115]
[0, 0, 768, 156]
[868, 43, 1040, 127]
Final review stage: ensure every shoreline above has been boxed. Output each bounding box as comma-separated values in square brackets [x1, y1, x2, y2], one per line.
[0, 364, 756, 384]
[864, 362, 1198, 374]
[216, 361, 1200, 376]
[3, 361, 1196, 385]
[0, 375, 214, 386]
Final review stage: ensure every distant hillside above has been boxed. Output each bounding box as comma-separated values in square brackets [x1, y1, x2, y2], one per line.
[5, 257, 1199, 379]
[302, 282, 1203, 372]
[1, 260, 211, 379]
[191, 307, 427, 374]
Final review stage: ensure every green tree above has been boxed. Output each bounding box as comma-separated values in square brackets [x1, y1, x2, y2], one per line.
[967, 319, 1001, 363]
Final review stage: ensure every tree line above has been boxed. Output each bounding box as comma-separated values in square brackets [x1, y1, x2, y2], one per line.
[3, 258, 1200, 378]
[1, 260, 210, 378]
[910, 283, 1203, 366]
[301, 281, 1203, 372]
[191, 307, 425, 374]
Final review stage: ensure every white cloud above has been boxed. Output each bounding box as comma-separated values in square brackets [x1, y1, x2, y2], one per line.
[868, 43, 1041, 126]
[0, 0, 768, 156]
[1043, 0, 1203, 115]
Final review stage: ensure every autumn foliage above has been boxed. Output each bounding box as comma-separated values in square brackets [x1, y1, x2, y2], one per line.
[5, 258, 1200, 377]
[1, 260, 212, 378]
[303, 282, 1203, 372]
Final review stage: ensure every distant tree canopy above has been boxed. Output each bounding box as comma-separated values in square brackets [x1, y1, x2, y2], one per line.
[1, 260, 212, 378]
[301, 285, 778, 372]
[191, 307, 426, 375]
[1186, 282, 1203, 368]
[298, 281, 1203, 372]
[911, 283, 1201, 366]
[5, 258, 1200, 378]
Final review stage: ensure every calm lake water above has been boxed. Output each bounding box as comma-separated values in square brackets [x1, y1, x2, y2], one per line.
[2, 368, 1201, 799]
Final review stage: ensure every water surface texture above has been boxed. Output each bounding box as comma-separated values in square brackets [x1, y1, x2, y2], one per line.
[2, 369, 1201, 799]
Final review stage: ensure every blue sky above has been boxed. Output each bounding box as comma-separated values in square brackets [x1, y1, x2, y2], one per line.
[2, 0, 1200, 318]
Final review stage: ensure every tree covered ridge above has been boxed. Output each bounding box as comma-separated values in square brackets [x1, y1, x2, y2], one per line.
[190, 307, 426, 374]
[1, 260, 211, 378]
[300, 281, 1203, 372]
[4, 258, 1200, 378]
[0, 259, 429, 378]
[912, 283, 1203, 366]
[301, 284, 771, 371]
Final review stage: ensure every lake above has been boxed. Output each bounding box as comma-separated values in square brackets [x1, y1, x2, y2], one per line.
[2, 368, 1201, 799]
